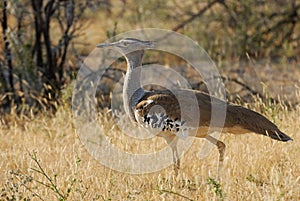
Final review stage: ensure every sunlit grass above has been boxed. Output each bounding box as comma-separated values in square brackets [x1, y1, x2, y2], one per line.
[1, 91, 299, 200]
[1, 1, 299, 200]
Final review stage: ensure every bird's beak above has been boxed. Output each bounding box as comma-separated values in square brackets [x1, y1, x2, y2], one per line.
[96, 42, 115, 48]
[96, 40, 155, 49]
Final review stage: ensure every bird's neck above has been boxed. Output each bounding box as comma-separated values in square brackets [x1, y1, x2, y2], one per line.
[123, 51, 145, 121]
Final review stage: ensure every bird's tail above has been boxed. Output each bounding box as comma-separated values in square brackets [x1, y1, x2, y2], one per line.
[229, 105, 293, 142]
[265, 129, 293, 142]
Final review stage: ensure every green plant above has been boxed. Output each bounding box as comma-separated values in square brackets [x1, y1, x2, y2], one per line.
[1, 151, 92, 201]
[207, 177, 225, 201]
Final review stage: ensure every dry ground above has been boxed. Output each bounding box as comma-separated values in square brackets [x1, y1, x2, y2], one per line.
[1, 92, 300, 200]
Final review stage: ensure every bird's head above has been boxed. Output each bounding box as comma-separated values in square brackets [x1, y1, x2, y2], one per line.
[97, 38, 154, 54]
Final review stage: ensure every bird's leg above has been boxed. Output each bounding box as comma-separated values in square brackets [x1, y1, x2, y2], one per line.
[206, 135, 225, 180]
[163, 135, 180, 176]
[172, 137, 180, 176]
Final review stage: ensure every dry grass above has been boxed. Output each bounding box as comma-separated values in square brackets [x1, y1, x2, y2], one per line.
[1, 1, 299, 200]
[1, 92, 300, 200]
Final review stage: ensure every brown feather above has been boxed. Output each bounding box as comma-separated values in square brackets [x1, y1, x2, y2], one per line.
[135, 89, 292, 141]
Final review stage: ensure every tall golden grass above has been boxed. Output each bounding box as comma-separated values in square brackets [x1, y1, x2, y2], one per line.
[1, 89, 299, 200]
[1, 1, 300, 200]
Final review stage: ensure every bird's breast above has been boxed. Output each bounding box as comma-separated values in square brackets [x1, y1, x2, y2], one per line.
[134, 108, 192, 138]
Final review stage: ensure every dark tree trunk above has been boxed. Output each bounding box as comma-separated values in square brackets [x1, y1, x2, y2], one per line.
[43, 0, 56, 85]
[31, 0, 44, 71]
[1, 0, 14, 93]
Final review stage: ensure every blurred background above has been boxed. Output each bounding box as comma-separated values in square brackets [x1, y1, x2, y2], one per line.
[1, 0, 299, 115]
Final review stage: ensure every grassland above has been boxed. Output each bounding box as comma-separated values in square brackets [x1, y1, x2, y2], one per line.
[1, 1, 300, 200]
[1, 87, 300, 200]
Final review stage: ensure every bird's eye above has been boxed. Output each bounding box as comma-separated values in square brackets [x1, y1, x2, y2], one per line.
[123, 42, 129, 46]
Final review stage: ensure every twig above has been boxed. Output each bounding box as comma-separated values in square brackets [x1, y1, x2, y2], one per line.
[156, 188, 195, 201]
[28, 151, 66, 200]
[11, 170, 45, 201]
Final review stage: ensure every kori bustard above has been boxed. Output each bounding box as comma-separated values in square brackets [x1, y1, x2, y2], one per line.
[97, 38, 292, 177]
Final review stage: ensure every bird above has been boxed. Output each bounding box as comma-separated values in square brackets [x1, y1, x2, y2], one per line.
[97, 38, 293, 178]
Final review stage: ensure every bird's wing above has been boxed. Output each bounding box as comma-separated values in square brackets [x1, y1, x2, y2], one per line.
[136, 89, 216, 128]
[136, 88, 292, 141]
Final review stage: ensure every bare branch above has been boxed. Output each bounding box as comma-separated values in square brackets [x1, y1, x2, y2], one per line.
[172, 0, 223, 32]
